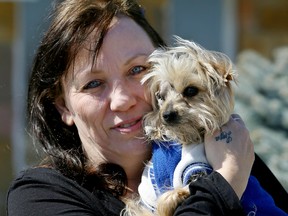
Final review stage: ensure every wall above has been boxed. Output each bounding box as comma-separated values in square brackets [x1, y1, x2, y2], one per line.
[0, 3, 14, 213]
[239, 0, 288, 58]
[0, 1, 51, 215]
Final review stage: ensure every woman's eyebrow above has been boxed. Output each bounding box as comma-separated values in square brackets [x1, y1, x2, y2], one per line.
[124, 53, 149, 66]
[71, 66, 102, 87]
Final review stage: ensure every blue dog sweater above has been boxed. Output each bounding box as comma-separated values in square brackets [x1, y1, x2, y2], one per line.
[139, 141, 287, 216]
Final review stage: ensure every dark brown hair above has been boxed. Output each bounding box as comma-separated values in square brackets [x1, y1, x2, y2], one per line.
[27, 0, 165, 197]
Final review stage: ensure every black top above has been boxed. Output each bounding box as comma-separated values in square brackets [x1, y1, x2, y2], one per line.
[251, 154, 288, 212]
[7, 169, 242, 216]
[7, 154, 288, 216]
[7, 167, 125, 216]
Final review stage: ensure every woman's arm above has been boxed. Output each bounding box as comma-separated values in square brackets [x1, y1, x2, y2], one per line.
[205, 114, 254, 199]
[174, 171, 245, 216]
[174, 114, 253, 216]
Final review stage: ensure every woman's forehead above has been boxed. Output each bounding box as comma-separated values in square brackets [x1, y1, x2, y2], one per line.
[64, 16, 155, 79]
[76, 16, 154, 61]
[101, 16, 155, 54]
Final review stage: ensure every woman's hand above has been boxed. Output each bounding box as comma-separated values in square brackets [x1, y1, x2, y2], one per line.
[204, 114, 255, 199]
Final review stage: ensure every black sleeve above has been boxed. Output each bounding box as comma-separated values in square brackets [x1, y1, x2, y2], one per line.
[173, 171, 245, 216]
[7, 168, 124, 216]
[251, 153, 288, 213]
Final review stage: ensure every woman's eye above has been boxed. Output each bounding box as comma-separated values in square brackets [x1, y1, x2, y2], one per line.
[83, 80, 101, 89]
[131, 65, 146, 75]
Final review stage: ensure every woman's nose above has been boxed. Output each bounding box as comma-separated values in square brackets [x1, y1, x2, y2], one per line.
[109, 82, 137, 112]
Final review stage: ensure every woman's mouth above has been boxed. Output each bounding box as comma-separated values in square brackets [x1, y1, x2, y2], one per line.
[119, 120, 139, 128]
[113, 118, 142, 133]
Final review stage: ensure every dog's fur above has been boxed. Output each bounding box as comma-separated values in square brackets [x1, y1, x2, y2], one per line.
[122, 36, 236, 216]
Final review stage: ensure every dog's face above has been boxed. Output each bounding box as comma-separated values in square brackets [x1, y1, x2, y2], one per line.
[142, 37, 236, 145]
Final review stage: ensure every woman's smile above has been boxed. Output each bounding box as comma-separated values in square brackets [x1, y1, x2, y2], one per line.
[112, 116, 143, 133]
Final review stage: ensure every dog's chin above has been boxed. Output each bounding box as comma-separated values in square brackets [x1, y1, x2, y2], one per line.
[143, 112, 207, 144]
[160, 122, 205, 145]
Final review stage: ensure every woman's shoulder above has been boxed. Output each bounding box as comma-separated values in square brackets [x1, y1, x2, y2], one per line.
[10, 167, 83, 187]
[7, 167, 125, 216]
[11, 166, 73, 184]
[8, 167, 87, 198]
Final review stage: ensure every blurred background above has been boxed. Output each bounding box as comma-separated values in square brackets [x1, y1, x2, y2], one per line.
[1, 0, 288, 214]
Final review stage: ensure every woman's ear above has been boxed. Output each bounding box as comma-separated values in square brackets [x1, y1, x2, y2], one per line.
[55, 96, 74, 126]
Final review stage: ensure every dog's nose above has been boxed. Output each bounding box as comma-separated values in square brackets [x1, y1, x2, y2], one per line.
[162, 110, 178, 123]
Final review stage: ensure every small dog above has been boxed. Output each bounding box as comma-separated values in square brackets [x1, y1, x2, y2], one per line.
[123, 37, 286, 216]
[122, 36, 235, 216]
[141, 36, 235, 215]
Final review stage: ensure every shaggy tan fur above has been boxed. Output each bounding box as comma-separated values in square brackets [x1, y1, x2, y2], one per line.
[122, 36, 236, 216]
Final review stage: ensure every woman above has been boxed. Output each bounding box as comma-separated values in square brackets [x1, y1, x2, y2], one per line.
[7, 0, 287, 215]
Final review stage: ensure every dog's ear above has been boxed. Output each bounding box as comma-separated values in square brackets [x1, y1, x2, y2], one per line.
[198, 60, 234, 86]
[143, 110, 163, 141]
[151, 83, 161, 109]
[142, 71, 160, 110]
[211, 61, 234, 83]
[225, 72, 233, 82]
[200, 49, 236, 87]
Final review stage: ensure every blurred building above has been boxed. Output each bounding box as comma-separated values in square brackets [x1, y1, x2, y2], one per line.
[1, 0, 287, 214]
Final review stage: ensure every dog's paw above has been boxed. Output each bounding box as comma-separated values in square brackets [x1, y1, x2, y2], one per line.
[157, 187, 190, 216]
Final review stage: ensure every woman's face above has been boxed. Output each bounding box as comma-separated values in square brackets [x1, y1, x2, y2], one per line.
[56, 16, 155, 167]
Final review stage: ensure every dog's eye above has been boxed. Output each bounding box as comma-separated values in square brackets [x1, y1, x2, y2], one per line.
[183, 86, 199, 97]
[156, 91, 164, 100]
